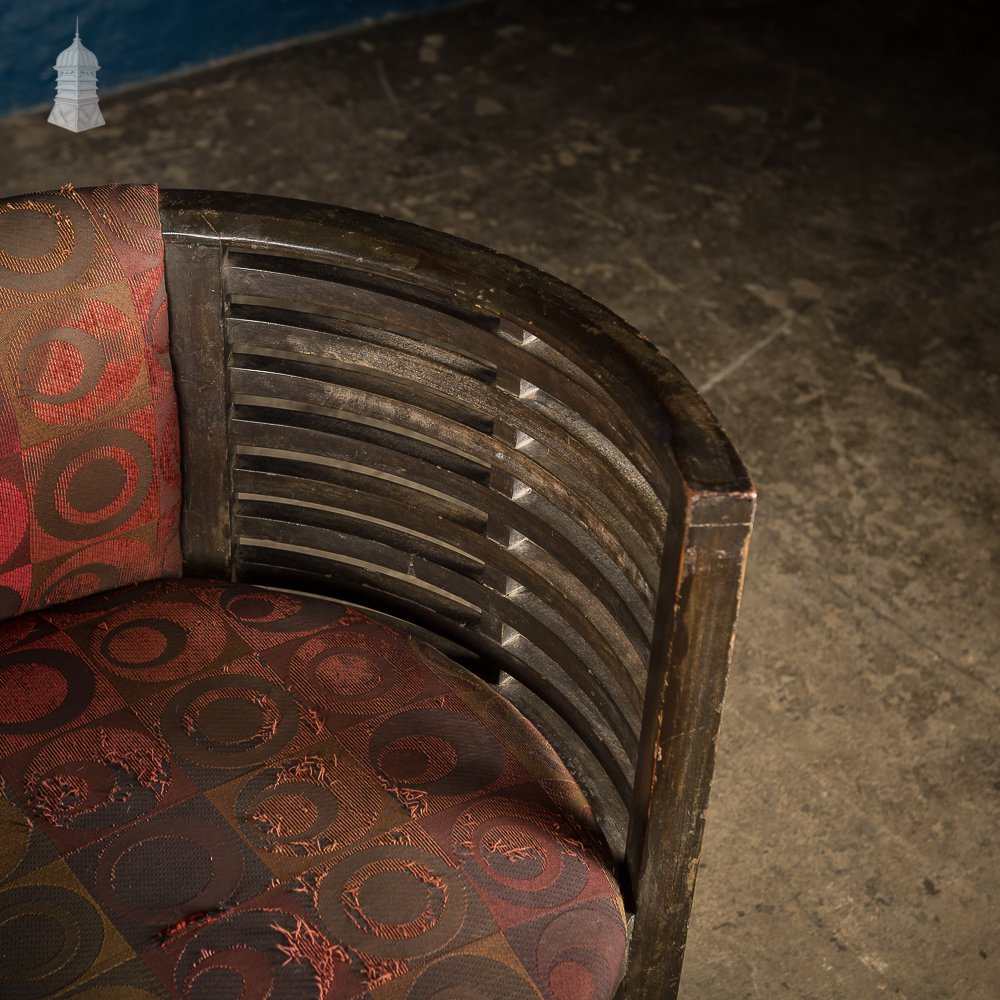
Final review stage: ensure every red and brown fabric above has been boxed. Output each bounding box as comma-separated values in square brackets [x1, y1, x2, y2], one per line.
[0, 579, 627, 999]
[0, 183, 181, 621]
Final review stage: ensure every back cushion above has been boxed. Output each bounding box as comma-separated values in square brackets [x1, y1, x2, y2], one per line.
[0, 183, 181, 620]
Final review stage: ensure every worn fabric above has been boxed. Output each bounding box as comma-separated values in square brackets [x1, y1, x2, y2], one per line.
[0, 183, 181, 621]
[0, 578, 627, 999]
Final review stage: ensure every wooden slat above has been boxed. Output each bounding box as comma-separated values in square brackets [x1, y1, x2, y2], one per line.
[624, 498, 755, 998]
[163, 242, 231, 576]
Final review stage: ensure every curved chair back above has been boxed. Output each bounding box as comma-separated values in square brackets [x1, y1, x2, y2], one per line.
[159, 190, 755, 998]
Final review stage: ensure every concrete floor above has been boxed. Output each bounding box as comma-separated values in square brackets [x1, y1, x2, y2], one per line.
[2, 1, 997, 996]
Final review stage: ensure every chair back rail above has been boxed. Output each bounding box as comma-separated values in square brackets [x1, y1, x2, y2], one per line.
[159, 189, 755, 999]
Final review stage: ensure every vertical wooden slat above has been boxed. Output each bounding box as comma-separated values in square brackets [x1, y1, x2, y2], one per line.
[623, 491, 756, 999]
[164, 242, 232, 578]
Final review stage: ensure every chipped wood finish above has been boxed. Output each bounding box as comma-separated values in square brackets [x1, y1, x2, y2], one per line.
[158, 189, 756, 999]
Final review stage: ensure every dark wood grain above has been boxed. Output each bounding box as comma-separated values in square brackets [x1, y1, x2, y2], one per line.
[625, 492, 755, 995]
[158, 189, 755, 999]
[162, 241, 232, 578]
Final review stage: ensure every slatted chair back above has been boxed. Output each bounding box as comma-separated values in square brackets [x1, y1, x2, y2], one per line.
[159, 190, 755, 999]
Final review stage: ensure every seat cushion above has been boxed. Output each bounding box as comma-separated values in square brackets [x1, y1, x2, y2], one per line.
[0, 183, 181, 622]
[0, 578, 627, 999]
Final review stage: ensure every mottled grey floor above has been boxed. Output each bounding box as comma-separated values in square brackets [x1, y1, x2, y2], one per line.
[2, 1, 997, 996]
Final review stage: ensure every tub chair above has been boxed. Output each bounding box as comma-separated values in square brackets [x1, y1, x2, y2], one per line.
[0, 184, 755, 999]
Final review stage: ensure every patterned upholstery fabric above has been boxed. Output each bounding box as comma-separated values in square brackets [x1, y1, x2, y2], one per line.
[0, 183, 181, 622]
[0, 578, 627, 999]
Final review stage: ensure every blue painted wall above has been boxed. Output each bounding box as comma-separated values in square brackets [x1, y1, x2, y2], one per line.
[0, 0, 452, 116]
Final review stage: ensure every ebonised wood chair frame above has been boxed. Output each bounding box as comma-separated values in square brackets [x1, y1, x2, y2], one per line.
[159, 189, 755, 1000]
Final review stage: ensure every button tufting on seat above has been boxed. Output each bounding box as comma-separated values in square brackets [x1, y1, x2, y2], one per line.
[0, 577, 627, 999]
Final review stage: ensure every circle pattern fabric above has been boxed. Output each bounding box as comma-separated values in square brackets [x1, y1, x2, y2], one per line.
[0, 883, 106, 998]
[0, 183, 181, 622]
[0, 578, 626, 997]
